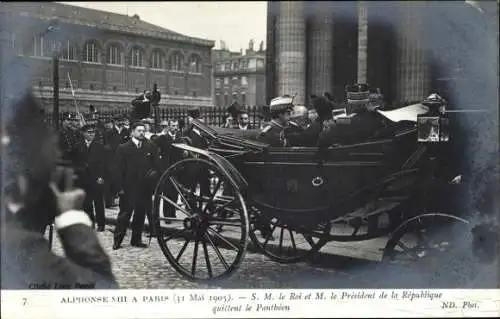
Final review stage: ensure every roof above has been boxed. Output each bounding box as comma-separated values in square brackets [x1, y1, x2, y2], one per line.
[1, 2, 214, 47]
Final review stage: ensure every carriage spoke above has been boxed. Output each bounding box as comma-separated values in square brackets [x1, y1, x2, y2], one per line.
[202, 240, 213, 278]
[191, 240, 199, 276]
[204, 233, 230, 270]
[278, 228, 284, 255]
[395, 240, 419, 259]
[176, 240, 190, 262]
[159, 194, 191, 217]
[212, 198, 238, 216]
[202, 179, 222, 215]
[169, 177, 193, 211]
[289, 229, 297, 252]
[263, 224, 278, 247]
[163, 228, 186, 242]
[158, 217, 184, 223]
[208, 220, 241, 227]
[207, 227, 239, 251]
[303, 235, 316, 248]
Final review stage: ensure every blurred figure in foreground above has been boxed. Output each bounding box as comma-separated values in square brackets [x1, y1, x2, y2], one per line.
[2, 92, 117, 289]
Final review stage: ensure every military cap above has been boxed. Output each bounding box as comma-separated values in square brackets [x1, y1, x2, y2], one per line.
[187, 106, 200, 119]
[141, 117, 155, 124]
[269, 95, 294, 114]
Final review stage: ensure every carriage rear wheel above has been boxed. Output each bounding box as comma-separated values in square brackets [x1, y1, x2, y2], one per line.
[249, 210, 326, 263]
[382, 213, 470, 269]
[152, 158, 249, 281]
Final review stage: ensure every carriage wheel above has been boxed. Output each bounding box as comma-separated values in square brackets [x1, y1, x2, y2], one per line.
[152, 158, 249, 281]
[382, 213, 470, 269]
[249, 210, 325, 263]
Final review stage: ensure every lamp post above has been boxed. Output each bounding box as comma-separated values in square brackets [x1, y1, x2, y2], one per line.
[46, 19, 61, 130]
[52, 44, 61, 130]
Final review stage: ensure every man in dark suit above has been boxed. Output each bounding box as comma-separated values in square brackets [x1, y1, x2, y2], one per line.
[73, 124, 107, 231]
[113, 121, 161, 250]
[103, 116, 130, 207]
[153, 120, 183, 220]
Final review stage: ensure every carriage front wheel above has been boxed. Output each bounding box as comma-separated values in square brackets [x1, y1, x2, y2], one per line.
[152, 158, 249, 281]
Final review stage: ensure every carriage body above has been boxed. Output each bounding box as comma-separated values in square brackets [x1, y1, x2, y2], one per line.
[153, 101, 472, 281]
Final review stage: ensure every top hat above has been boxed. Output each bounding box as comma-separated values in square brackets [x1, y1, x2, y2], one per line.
[187, 106, 201, 119]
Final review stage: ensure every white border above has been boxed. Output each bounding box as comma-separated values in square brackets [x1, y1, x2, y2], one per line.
[2, 289, 499, 318]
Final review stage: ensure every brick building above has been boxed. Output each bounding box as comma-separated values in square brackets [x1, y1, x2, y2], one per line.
[212, 39, 266, 108]
[0, 2, 215, 112]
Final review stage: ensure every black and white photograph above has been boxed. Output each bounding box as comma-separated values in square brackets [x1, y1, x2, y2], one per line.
[1, 0, 499, 317]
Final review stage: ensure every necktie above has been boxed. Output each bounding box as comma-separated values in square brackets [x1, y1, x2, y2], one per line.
[137, 141, 142, 149]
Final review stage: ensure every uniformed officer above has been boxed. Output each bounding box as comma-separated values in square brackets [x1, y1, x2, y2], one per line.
[257, 95, 294, 147]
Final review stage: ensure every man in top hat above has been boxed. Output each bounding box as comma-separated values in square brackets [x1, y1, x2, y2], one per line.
[185, 106, 207, 149]
[72, 123, 107, 231]
[130, 90, 153, 122]
[257, 95, 295, 147]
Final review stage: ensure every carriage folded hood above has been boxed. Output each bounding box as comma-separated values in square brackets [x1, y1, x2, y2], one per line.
[377, 103, 429, 123]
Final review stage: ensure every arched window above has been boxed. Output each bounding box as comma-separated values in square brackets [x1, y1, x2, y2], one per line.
[150, 49, 163, 69]
[107, 44, 122, 65]
[129, 46, 144, 67]
[169, 52, 184, 71]
[189, 54, 202, 73]
[61, 41, 78, 61]
[83, 41, 100, 63]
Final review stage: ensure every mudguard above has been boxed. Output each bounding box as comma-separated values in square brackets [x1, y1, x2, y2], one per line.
[172, 143, 248, 192]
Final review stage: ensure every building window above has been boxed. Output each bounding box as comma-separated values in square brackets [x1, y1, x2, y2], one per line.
[135, 88, 139, 93]
[232, 61, 239, 70]
[233, 94, 238, 102]
[83, 41, 99, 63]
[38, 80, 42, 87]
[216, 94, 222, 107]
[224, 94, 229, 106]
[257, 59, 264, 69]
[241, 60, 248, 69]
[248, 58, 256, 69]
[224, 63, 230, 71]
[62, 41, 77, 61]
[241, 93, 246, 105]
[220, 63, 225, 72]
[169, 52, 184, 71]
[107, 44, 122, 65]
[174, 90, 178, 95]
[150, 49, 163, 69]
[241, 76, 248, 86]
[65, 81, 70, 89]
[130, 47, 144, 67]
[224, 77, 229, 85]
[192, 91, 197, 97]
[215, 78, 221, 89]
[189, 54, 202, 73]
[89, 84, 94, 90]
[113, 86, 117, 92]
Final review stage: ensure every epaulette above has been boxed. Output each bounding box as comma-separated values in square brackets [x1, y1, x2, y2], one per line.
[260, 125, 272, 134]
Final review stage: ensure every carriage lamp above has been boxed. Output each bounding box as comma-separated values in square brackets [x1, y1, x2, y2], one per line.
[417, 115, 450, 143]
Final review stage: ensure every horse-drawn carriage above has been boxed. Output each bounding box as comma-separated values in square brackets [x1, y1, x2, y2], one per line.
[151, 92, 473, 281]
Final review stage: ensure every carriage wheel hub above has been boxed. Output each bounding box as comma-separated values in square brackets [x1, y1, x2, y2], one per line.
[183, 214, 207, 231]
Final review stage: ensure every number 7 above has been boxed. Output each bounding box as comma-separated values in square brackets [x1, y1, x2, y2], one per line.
[22, 298, 27, 306]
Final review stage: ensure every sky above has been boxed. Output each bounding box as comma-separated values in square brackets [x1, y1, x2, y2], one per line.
[59, 1, 267, 51]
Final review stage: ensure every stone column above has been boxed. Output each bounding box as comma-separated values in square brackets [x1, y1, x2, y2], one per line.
[308, 9, 334, 97]
[394, 4, 431, 103]
[357, 1, 368, 84]
[276, 1, 306, 105]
